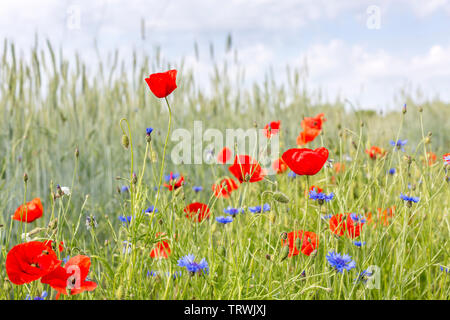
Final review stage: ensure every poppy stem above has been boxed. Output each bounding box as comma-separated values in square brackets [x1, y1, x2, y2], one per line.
[153, 97, 172, 224]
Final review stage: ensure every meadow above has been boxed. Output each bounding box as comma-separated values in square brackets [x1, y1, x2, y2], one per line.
[0, 38, 449, 300]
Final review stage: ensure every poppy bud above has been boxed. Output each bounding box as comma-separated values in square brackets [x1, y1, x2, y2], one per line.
[266, 254, 272, 261]
[75, 147, 79, 158]
[272, 191, 290, 203]
[280, 232, 288, 240]
[23, 173, 28, 183]
[360, 121, 364, 127]
[280, 245, 290, 261]
[425, 137, 431, 144]
[131, 172, 137, 185]
[418, 106, 423, 113]
[122, 135, 130, 149]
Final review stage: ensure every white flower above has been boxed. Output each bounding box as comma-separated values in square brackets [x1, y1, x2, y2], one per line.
[61, 186, 71, 196]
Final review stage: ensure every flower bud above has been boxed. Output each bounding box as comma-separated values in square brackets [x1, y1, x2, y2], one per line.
[122, 135, 130, 149]
[279, 245, 290, 261]
[23, 173, 28, 183]
[272, 191, 290, 203]
[402, 104, 407, 114]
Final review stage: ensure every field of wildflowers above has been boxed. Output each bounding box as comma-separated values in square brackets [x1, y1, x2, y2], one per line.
[0, 39, 449, 300]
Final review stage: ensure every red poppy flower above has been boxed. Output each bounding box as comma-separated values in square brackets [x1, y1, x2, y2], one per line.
[217, 147, 232, 164]
[281, 147, 329, 176]
[309, 185, 323, 193]
[228, 155, 267, 183]
[365, 146, 386, 159]
[296, 126, 321, 146]
[426, 152, 437, 166]
[184, 202, 211, 222]
[329, 213, 364, 238]
[272, 158, 288, 174]
[6, 241, 61, 285]
[212, 177, 239, 198]
[163, 172, 184, 191]
[366, 207, 395, 227]
[264, 121, 281, 138]
[150, 233, 171, 259]
[281, 230, 318, 257]
[41, 255, 97, 298]
[301, 113, 326, 131]
[145, 69, 177, 99]
[13, 198, 43, 223]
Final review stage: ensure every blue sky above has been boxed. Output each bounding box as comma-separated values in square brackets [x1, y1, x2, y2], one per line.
[1, 0, 449, 110]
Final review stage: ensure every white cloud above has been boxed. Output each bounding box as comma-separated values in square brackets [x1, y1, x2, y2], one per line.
[292, 39, 450, 109]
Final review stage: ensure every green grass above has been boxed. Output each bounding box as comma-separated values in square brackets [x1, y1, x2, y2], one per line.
[0, 38, 449, 300]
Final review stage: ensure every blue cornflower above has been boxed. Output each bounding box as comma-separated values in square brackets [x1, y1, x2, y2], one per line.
[390, 139, 407, 152]
[326, 251, 356, 273]
[400, 193, 419, 202]
[143, 205, 158, 214]
[309, 190, 334, 204]
[121, 185, 129, 193]
[223, 206, 244, 216]
[388, 168, 396, 175]
[146, 127, 154, 135]
[25, 291, 48, 300]
[177, 254, 209, 275]
[321, 214, 333, 221]
[400, 193, 419, 207]
[350, 213, 367, 224]
[440, 266, 449, 273]
[248, 203, 271, 213]
[216, 216, 233, 224]
[192, 186, 203, 193]
[119, 215, 132, 226]
[164, 172, 180, 182]
[354, 270, 373, 283]
[353, 241, 366, 247]
[147, 270, 158, 277]
[288, 171, 297, 178]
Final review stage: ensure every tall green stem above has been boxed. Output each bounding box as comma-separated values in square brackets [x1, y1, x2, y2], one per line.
[152, 97, 172, 221]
